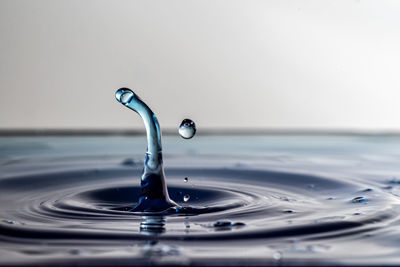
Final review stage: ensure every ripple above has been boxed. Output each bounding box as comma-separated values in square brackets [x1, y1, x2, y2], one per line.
[0, 157, 399, 265]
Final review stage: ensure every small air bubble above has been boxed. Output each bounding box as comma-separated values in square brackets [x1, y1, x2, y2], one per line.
[184, 177, 188, 183]
[179, 119, 196, 139]
[363, 188, 373, 192]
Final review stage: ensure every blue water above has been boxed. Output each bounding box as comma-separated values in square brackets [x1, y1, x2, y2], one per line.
[1, 134, 400, 265]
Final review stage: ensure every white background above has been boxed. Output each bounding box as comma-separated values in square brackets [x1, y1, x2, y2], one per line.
[1, 0, 400, 132]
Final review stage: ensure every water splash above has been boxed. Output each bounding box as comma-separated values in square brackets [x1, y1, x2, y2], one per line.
[115, 88, 177, 212]
[179, 119, 196, 139]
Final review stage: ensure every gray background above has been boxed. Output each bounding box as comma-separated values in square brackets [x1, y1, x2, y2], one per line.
[1, 0, 399, 132]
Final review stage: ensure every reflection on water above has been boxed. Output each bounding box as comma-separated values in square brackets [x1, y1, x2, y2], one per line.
[140, 215, 166, 235]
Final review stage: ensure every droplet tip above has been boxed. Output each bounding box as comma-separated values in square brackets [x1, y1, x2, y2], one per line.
[115, 88, 134, 104]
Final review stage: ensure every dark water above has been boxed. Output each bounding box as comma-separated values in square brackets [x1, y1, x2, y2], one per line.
[1, 135, 400, 266]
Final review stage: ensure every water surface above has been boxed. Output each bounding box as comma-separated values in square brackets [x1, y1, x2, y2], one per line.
[1, 134, 400, 266]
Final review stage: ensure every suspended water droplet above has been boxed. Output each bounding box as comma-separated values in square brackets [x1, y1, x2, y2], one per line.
[352, 196, 367, 203]
[179, 119, 196, 139]
[183, 194, 190, 202]
[183, 177, 188, 183]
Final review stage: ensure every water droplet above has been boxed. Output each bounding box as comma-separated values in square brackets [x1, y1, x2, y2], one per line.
[363, 188, 373, 192]
[118, 90, 134, 104]
[353, 212, 362, 215]
[183, 194, 190, 202]
[179, 119, 196, 139]
[183, 177, 188, 183]
[273, 251, 283, 261]
[327, 197, 335, 200]
[352, 196, 367, 203]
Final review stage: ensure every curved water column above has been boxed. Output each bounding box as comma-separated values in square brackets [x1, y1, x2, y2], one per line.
[115, 88, 177, 212]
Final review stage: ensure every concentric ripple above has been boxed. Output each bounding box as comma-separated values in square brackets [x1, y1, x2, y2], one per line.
[2, 135, 400, 266]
